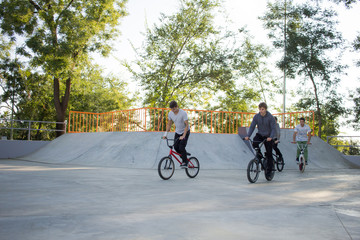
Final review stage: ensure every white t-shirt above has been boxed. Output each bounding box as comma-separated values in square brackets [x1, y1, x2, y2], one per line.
[168, 109, 188, 135]
[294, 124, 311, 141]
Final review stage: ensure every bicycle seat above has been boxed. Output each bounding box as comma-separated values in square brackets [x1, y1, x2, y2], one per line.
[187, 152, 191, 156]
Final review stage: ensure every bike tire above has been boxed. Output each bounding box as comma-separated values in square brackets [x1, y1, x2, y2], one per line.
[158, 157, 175, 180]
[247, 159, 260, 183]
[276, 156, 284, 172]
[263, 158, 275, 181]
[299, 154, 305, 173]
[185, 157, 200, 178]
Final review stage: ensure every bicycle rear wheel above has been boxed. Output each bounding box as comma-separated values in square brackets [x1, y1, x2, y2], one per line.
[185, 157, 200, 178]
[299, 154, 305, 173]
[276, 155, 284, 172]
[247, 158, 260, 183]
[158, 157, 175, 180]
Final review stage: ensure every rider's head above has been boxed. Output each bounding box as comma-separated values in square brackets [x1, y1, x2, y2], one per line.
[299, 117, 305, 127]
[258, 102, 267, 116]
[169, 100, 179, 114]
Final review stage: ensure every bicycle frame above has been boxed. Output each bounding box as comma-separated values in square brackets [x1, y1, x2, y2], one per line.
[245, 138, 275, 183]
[248, 139, 267, 168]
[296, 142, 309, 159]
[166, 138, 195, 168]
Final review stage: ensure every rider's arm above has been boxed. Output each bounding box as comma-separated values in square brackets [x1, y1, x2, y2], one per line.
[268, 115, 277, 141]
[307, 130, 311, 144]
[246, 116, 257, 139]
[163, 119, 173, 138]
[293, 131, 297, 142]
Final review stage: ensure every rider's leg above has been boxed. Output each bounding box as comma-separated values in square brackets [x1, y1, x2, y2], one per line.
[174, 133, 181, 152]
[175, 130, 190, 165]
[273, 142, 283, 157]
[296, 141, 301, 161]
[252, 134, 263, 158]
[304, 142, 308, 162]
[252, 134, 263, 148]
[264, 140, 274, 170]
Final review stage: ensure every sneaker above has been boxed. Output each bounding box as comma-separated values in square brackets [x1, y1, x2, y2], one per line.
[180, 163, 188, 168]
[305, 161, 308, 165]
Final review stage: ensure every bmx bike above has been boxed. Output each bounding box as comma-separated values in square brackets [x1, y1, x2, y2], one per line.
[273, 140, 285, 172]
[245, 139, 275, 183]
[158, 138, 200, 180]
[292, 142, 311, 173]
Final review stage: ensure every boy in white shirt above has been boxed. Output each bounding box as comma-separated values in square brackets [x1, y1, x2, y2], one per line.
[163, 101, 190, 168]
[292, 117, 312, 163]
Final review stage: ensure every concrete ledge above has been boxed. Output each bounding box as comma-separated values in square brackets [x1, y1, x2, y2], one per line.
[0, 140, 49, 159]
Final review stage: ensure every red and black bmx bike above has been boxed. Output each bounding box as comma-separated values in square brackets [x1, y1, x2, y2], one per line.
[158, 138, 200, 180]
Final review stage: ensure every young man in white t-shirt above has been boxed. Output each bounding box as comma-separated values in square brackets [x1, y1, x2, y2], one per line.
[292, 117, 312, 163]
[162, 101, 190, 168]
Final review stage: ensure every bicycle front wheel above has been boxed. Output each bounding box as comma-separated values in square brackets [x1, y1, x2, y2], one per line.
[276, 156, 284, 172]
[263, 158, 275, 181]
[158, 157, 175, 180]
[299, 154, 306, 173]
[186, 157, 200, 178]
[247, 158, 260, 183]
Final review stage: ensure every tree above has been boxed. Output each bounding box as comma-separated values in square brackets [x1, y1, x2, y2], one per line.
[350, 34, 360, 129]
[127, 0, 223, 108]
[69, 64, 133, 113]
[261, 1, 346, 138]
[236, 37, 278, 104]
[329, 0, 360, 8]
[354, 34, 360, 67]
[0, 0, 128, 136]
[0, 59, 132, 140]
[310, 0, 360, 8]
[126, 0, 268, 112]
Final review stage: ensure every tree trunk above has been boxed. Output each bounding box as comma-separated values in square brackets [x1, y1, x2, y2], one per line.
[308, 73, 322, 137]
[54, 77, 71, 137]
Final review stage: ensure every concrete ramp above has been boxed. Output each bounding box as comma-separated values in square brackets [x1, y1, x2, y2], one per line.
[18, 130, 356, 169]
[273, 129, 357, 169]
[19, 132, 254, 169]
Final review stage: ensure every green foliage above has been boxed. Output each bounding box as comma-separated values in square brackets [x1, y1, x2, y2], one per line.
[127, 0, 269, 111]
[354, 33, 360, 67]
[69, 65, 133, 113]
[341, 140, 360, 155]
[0, 0, 129, 137]
[208, 85, 260, 112]
[293, 90, 348, 139]
[327, 137, 360, 155]
[237, 37, 278, 103]
[261, 1, 346, 138]
[330, 0, 360, 8]
[0, 59, 132, 140]
[349, 88, 360, 130]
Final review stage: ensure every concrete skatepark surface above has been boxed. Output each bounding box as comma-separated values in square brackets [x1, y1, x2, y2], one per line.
[1, 131, 359, 239]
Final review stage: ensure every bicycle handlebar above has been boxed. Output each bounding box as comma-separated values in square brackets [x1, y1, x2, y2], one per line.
[243, 138, 273, 144]
[292, 142, 311, 151]
[243, 138, 267, 150]
[291, 142, 312, 145]
[163, 138, 180, 148]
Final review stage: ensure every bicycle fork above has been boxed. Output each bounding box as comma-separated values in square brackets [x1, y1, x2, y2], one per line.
[164, 155, 173, 169]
